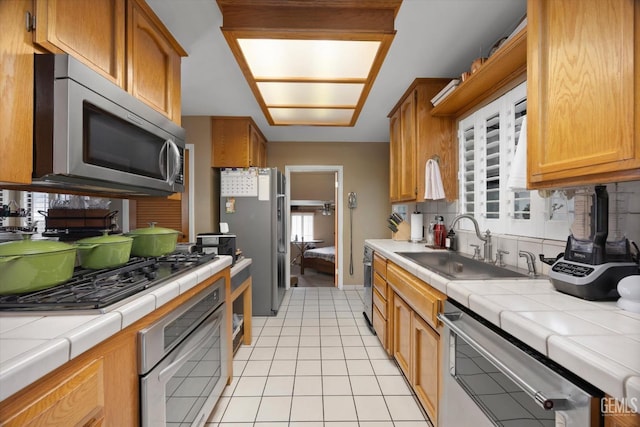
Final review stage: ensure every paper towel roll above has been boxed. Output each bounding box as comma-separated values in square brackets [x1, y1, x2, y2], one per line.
[410, 213, 423, 242]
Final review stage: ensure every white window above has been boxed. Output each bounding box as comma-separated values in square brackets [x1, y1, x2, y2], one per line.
[290, 213, 314, 241]
[458, 81, 572, 239]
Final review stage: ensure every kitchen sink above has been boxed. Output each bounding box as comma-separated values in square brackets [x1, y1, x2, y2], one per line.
[395, 251, 529, 280]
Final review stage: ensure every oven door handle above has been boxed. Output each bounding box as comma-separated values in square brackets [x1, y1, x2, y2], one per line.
[157, 310, 224, 384]
[438, 312, 570, 411]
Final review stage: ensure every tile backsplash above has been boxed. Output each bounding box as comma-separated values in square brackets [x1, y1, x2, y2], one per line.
[404, 180, 640, 275]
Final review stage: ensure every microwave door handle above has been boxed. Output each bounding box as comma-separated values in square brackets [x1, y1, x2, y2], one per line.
[159, 140, 169, 181]
[166, 140, 181, 185]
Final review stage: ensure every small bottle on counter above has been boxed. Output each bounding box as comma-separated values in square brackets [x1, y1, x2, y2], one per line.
[433, 216, 446, 248]
[426, 220, 435, 247]
[446, 228, 457, 251]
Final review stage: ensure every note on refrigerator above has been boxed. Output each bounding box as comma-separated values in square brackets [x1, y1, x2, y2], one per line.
[258, 173, 270, 201]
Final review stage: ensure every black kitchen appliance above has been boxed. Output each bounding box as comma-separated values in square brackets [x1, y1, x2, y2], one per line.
[548, 185, 638, 300]
[196, 233, 237, 265]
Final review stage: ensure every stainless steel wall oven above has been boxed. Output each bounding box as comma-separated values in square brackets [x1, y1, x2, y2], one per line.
[438, 300, 602, 427]
[138, 278, 227, 427]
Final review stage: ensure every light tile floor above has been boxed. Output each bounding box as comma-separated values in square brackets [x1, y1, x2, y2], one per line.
[206, 287, 434, 427]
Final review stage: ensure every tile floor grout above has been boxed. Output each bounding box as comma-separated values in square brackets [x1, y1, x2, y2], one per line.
[205, 287, 434, 427]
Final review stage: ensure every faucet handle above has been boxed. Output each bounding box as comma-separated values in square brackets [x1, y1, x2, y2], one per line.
[470, 244, 481, 260]
[496, 249, 509, 267]
[518, 250, 537, 277]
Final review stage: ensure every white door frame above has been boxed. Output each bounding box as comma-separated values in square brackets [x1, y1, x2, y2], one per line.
[285, 165, 344, 290]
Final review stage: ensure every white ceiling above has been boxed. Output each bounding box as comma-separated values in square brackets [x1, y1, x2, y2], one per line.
[146, 0, 527, 143]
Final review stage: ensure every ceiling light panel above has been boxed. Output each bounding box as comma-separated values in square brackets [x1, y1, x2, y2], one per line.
[269, 108, 355, 126]
[238, 39, 381, 80]
[256, 82, 364, 107]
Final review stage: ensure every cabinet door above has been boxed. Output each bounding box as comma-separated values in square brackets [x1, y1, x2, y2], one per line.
[392, 293, 412, 379]
[249, 125, 267, 167]
[1, 358, 105, 427]
[398, 93, 417, 200]
[389, 109, 401, 201]
[415, 80, 457, 202]
[0, 0, 36, 184]
[127, 0, 183, 123]
[373, 305, 387, 350]
[528, 0, 640, 187]
[34, 0, 125, 87]
[412, 313, 439, 426]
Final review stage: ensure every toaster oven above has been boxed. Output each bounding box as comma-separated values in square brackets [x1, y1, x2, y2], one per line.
[196, 234, 237, 265]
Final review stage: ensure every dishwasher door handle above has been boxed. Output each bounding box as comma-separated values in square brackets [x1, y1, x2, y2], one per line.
[438, 312, 570, 411]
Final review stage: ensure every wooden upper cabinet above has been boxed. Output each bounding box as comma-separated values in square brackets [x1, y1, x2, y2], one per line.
[398, 94, 417, 201]
[127, 0, 187, 124]
[33, 0, 126, 87]
[249, 125, 267, 168]
[389, 109, 402, 201]
[388, 79, 456, 203]
[211, 117, 268, 168]
[527, 0, 640, 188]
[0, 0, 37, 184]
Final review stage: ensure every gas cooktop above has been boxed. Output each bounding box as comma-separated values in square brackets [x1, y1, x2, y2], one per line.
[0, 252, 218, 312]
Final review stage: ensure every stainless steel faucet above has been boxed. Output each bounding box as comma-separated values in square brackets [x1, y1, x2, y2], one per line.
[518, 250, 537, 277]
[449, 214, 493, 263]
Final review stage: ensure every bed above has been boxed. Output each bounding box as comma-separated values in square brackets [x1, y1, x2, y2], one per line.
[301, 246, 335, 275]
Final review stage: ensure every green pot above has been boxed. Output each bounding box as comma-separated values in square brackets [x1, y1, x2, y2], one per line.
[0, 234, 76, 295]
[125, 223, 179, 257]
[75, 232, 133, 269]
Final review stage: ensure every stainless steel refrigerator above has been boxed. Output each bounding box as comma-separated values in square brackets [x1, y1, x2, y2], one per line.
[219, 167, 286, 315]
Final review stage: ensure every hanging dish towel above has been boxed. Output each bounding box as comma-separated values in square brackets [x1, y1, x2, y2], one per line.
[507, 116, 527, 190]
[424, 158, 446, 200]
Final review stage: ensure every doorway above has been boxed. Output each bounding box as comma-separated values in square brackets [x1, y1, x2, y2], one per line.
[285, 165, 343, 289]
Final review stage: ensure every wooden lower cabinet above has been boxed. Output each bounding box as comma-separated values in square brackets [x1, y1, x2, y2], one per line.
[387, 262, 444, 425]
[412, 312, 439, 426]
[1, 357, 105, 427]
[392, 293, 412, 379]
[372, 304, 387, 350]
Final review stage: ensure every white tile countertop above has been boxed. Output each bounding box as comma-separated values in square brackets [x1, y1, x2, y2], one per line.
[0, 255, 242, 402]
[365, 239, 640, 402]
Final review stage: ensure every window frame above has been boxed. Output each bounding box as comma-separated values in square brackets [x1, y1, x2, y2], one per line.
[290, 212, 315, 242]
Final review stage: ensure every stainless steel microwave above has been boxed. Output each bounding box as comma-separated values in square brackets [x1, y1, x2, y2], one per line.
[33, 54, 185, 197]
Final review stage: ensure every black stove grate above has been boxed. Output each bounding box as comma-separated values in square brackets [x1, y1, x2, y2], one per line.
[0, 252, 218, 311]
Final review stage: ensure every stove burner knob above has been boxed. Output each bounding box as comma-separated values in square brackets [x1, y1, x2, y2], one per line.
[145, 271, 157, 280]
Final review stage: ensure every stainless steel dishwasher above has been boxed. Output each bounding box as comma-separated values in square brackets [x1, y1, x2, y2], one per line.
[438, 300, 602, 427]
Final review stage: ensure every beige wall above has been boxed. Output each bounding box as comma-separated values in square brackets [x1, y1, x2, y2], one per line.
[182, 116, 391, 286]
[182, 116, 218, 234]
[269, 141, 391, 286]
